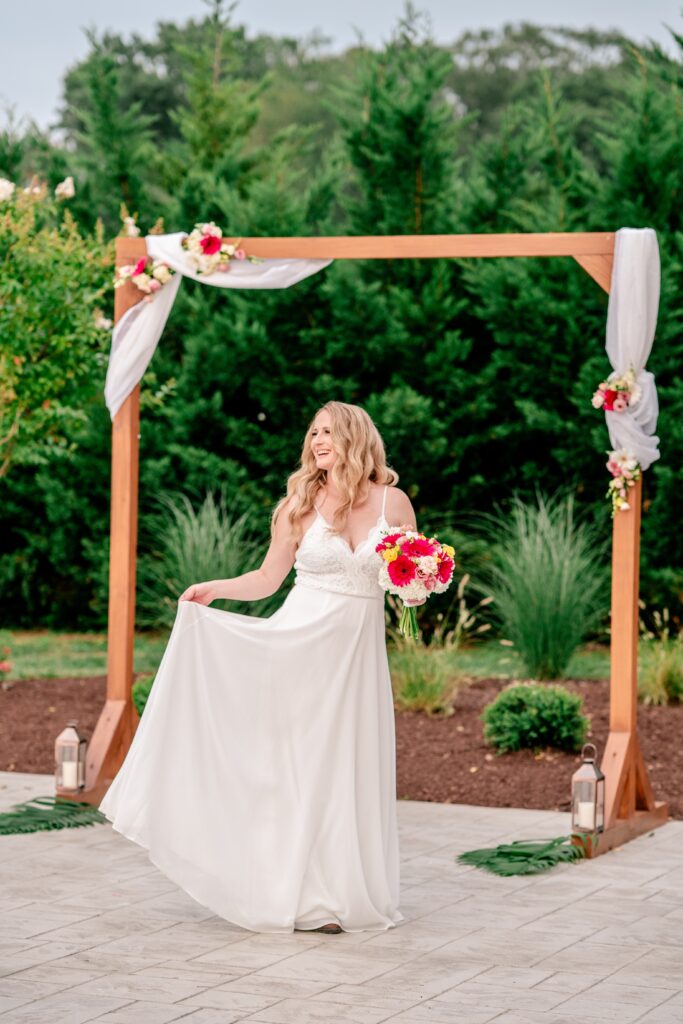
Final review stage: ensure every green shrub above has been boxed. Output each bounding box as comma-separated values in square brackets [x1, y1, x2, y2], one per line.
[389, 640, 455, 715]
[136, 490, 285, 629]
[482, 682, 589, 753]
[638, 635, 683, 705]
[482, 494, 608, 680]
[132, 675, 154, 717]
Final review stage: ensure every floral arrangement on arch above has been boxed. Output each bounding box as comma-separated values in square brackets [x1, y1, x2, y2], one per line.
[181, 222, 259, 276]
[114, 257, 175, 297]
[592, 366, 644, 514]
[606, 450, 641, 517]
[591, 366, 641, 413]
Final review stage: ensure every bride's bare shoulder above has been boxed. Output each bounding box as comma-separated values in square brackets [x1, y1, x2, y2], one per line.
[383, 484, 416, 524]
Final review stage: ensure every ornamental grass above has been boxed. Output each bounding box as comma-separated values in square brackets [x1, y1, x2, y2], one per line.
[480, 493, 608, 680]
[638, 634, 683, 705]
[137, 490, 283, 629]
[388, 639, 457, 716]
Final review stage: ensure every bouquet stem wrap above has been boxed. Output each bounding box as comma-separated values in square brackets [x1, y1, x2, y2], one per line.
[399, 604, 420, 641]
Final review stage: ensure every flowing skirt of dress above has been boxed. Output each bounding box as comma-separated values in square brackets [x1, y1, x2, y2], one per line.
[98, 584, 404, 933]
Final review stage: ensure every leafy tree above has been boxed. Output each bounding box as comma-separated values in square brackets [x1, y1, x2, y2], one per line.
[0, 186, 112, 476]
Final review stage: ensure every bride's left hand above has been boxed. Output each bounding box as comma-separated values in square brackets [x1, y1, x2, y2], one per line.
[178, 581, 216, 605]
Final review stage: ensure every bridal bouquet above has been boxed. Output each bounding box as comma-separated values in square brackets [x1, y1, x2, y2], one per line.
[375, 529, 455, 640]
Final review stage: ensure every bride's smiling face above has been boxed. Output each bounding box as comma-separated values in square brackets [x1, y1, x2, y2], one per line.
[310, 411, 338, 471]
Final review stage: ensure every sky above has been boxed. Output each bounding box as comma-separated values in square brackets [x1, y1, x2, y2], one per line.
[1, 1, 681, 129]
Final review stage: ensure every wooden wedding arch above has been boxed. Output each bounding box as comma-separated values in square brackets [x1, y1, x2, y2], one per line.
[74, 231, 668, 856]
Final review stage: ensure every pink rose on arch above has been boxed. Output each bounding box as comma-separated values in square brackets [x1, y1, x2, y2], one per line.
[234, 248, 246, 260]
[200, 234, 222, 256]
[133, 257, 148, 277]
[601, 388, 619, 411]
[148, 279, 161, 291]
[612, 396, 628, 412]
[606, 457, 621, 476]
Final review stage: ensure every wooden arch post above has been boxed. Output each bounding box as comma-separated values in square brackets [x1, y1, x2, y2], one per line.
[77, 231, 668, 851]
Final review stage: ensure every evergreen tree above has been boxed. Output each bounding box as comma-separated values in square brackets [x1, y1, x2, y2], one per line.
[593, 43, 683, 610]
[66, 33, 159, 230]
[320, 10, 469, 507]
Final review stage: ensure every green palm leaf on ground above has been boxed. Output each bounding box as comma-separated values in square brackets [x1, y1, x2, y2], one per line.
[0, 796, 106, 836]
[457, 835, 587, 875]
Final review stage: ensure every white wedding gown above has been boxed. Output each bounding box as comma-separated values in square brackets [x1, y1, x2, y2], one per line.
[99, 484, 404, 934]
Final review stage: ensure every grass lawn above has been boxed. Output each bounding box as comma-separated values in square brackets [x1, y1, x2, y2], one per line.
[0, 628, 612, 683]
[0, 629, 170, 680]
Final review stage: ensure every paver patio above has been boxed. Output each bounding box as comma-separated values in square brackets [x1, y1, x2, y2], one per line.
[0, 771, 682, 1024]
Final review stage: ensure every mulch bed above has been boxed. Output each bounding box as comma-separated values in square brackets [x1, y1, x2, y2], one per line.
[2, 675, 681, 819]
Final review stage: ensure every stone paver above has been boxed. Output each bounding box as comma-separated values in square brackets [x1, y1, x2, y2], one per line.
[0, 771, 682, 1023]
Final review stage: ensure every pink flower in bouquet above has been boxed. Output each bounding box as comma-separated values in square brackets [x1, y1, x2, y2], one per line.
[148, 278, 161, 291]
[387, 556, 417, 587]
[436, 556, 454, 585]
[612, 396, 628, 412]
[377, 531, 403, 550]
[591, 390, 605, 409]
[234, 248, 246, 260]
[400, 536, 437, 557]
[133, 257, 148, 277]
[200, 234, 222, 256]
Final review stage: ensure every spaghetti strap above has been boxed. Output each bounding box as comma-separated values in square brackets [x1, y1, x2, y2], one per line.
[381, 484, 388, 518]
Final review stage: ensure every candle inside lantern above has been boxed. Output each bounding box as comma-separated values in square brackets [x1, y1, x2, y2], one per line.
[576, 800, 595, 830]
[61, 760, 78, 790]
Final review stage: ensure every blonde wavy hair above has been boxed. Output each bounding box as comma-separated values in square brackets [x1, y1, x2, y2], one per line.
[272, 401, 399, 545]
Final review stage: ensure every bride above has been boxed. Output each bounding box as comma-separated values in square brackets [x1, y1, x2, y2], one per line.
[99, 400, 420, 935]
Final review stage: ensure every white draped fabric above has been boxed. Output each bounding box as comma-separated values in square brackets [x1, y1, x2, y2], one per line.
[604, 227, 661, 470]
[104, 232, 332, 419]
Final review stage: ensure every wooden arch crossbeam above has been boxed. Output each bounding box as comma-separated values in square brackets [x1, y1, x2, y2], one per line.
[78, 232, 667, 858]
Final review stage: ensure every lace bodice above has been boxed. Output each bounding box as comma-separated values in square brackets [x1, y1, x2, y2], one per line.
[293, 486, 389, 600]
